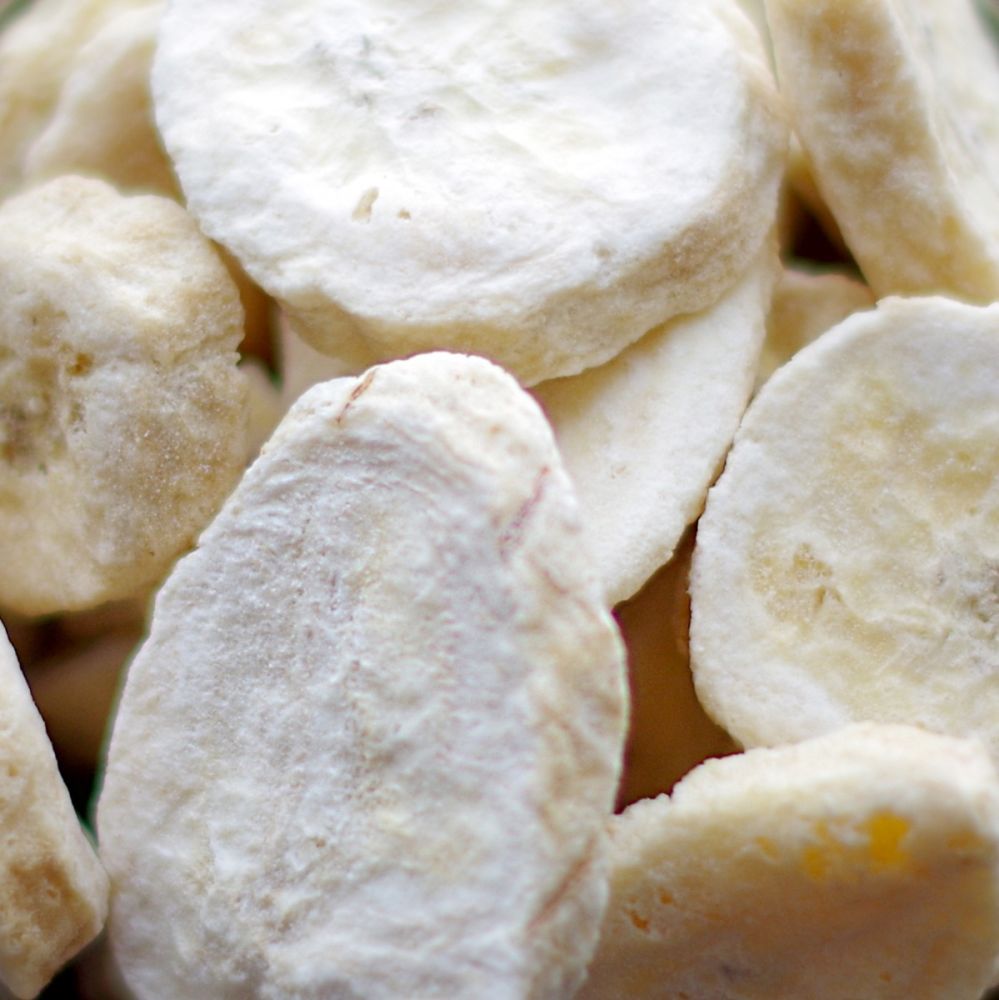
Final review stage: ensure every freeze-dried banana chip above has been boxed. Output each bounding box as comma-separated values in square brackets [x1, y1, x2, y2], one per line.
[153, 0, 785, 385]
[579, 724, 999, 1000]
[691, 297, 999, 760]
[0, 0, 151, 196]
[0, 622, 109, 1000]
[21, 3, 173, 196]
[758, 266, 874, 383]
[766, 0, 999, 301]
[534, 252, 774, 605]
[98, 353, 628, 1000]
[0, 176, 247, 616]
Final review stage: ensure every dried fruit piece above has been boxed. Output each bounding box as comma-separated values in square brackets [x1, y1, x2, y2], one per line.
[153, 0, 785, 384]
[534, 251, 774, 604]
[0, 621, 109, 1000]
[21, 3, 174, 196]
[98, 353, 627, 999]
[0, 0, 151, 196]
[766, 0, 999, 300]
[580, 724, 999, 1000]
[691, 297, 999, 760]
[0, 176, 247, 615]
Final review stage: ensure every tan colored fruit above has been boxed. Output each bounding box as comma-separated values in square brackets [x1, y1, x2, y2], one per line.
[0, 622, 109, 1000]
[0, 176, 247, 615]
[766, 0, 999, 300]
[580, 724, 999, 1000]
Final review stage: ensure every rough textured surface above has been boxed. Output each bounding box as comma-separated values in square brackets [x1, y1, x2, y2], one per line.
[534, 251, 774, 605]
[579, 724, 999, 1000]
[690, 297, 999, 762]
[98, 353, 628, 1000]
[0, 176, 247, 615]
[0, 622, 109, 1000]
[20, 2, 174, 196]
[766, 0, 999, 300]
[0, 0, 154, 196]
[153, 0, 785, 385]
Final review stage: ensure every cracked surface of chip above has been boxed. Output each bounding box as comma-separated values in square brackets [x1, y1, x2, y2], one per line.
[690, 297, 999, 762]
[0, 176, 247, 616]
[766, 0, 999, 301]
[578, 724, 999, 1000]
[97, 352, 628, 1000]
[0, 622, 109, 1000]
[153, 0, 785, 385]
[534, 250, 774, 605]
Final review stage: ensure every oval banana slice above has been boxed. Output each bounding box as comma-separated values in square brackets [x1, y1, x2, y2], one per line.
[766, 0, 999, 301]
[691, 296, 999, 759]
[534, 251, 774, 605]
[0, 176, 247, 616]
[579, 724, 999, 1000]
[0, 621, 109, 1000]
[153, 0, 785, 385]
[97, 353, 628, 1000]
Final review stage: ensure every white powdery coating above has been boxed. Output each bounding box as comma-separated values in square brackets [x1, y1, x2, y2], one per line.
[98, 353, 628, 1000]
[0, 623, 109, 1000]
[534, 250, 775, 606]
[690, 297, 999, 762]
[579, 724, 999, 1000]
[766, 0, 999, 301]
[153, 0, 785, 385]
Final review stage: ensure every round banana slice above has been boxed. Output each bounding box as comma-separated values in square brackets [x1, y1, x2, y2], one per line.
[533, 251, 774, 605]
[690, 296, 999, 759]
[0, 0, 151, 196]
[758, 266, 874, 384]
[0, 621, 109, 1000]
[614, 530, 737, 812]
[766, 0, 999, 301]
[0, 176, 247, 616]
[579, 724, 999, 1000]
[153, 0, 785, 385]
[97, 353, 628, 1000]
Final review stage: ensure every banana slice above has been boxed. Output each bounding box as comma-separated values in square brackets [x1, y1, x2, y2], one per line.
[0, 0, 152, 196]
[21, 3, 174, 197]
[765, 0, 999, 301]
[758, 266, 874, 384]
[0, 621, 109, 1000]
[152, 0, 785, 385]
[533, 251, 774, 605]
[690, 296, 999, 759]
[97, 353, 628, 1000]
[614, 530, 737, 812]
[0, 176, 247, 616]
[579, 724, 999, 1000]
